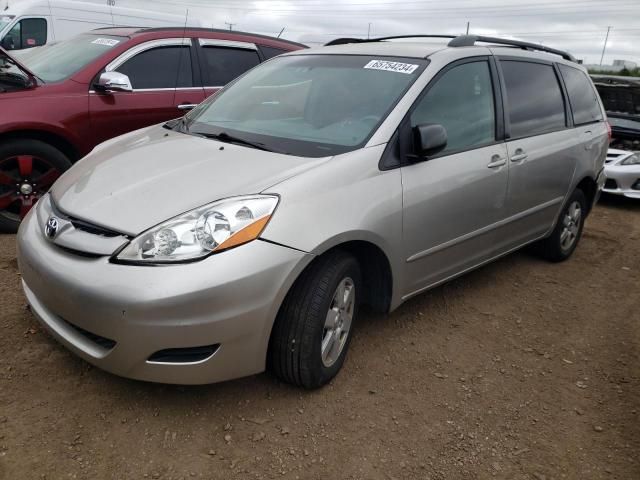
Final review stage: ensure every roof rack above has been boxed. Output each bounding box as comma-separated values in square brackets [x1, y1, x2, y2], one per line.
[448, 35, 576, 62]
[325, 35, 456, 46]
[324, 34, 576, 62]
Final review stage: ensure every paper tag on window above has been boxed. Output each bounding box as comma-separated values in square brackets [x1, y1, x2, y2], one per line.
[26, 38, 36, 46]
[91, 38, 120, 47]
[364, 60, 419, 74]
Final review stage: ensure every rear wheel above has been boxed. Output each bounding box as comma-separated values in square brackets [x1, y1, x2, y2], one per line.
[269, 251, 361, 389]
[532, 189, 587, 262]
[0, 140, 71, 232]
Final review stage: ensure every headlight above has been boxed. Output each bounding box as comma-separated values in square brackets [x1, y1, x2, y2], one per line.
[621, 154, 640, 166]
[115, 195, 278, 263]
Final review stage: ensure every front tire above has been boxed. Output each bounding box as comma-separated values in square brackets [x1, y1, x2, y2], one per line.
[533, 189, 587, 262]
[0, 139, 71, 233]
[269, 250, 361, 389]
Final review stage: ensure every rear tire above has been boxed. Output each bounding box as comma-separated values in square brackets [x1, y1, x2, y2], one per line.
[0, 139, 71, 233]
[269, 250, 361, 389]
[532, 189, 587, 262]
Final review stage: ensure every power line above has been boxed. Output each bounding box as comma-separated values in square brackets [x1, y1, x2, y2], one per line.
[148, 0, 639, 15]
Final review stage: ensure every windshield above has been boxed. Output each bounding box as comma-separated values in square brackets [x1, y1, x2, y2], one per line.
[15, 33, 125, 82]
[187, 54, 427, 157]
[0, 15, 13, 31]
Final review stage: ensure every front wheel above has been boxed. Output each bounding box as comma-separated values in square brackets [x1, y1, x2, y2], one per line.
[0, 139, 71, 233]
[532, 189, 587, 262]
[269, 251, 361, 389]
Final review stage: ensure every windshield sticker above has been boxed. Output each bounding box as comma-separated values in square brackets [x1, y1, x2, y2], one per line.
[91, 38, 120, 47]
[364, 60, 419, 74]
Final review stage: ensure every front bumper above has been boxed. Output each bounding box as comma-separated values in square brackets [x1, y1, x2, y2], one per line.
[17, 207, 312, 384]
[603, 164, 640, 199]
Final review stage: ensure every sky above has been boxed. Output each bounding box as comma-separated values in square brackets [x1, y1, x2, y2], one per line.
[7, 0, 640, 65]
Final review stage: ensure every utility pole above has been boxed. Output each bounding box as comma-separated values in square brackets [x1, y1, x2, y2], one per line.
[367, 22, 372, 40]
[466, 21, 470, 35]
[599, 26, 611, 66]
[225, 22, 235, 31]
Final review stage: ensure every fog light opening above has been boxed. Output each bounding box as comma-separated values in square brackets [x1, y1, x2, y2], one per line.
[146, 344, 220, 364]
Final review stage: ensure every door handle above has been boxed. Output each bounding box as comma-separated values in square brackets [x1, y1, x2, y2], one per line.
[177, 103, 198, 111]
[510, 148, 528, 162]
[487, 155, 507, 168]
[583, 131, 594, 150]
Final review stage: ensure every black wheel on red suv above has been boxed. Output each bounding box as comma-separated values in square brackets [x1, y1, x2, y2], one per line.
[0, 139, 71, 233]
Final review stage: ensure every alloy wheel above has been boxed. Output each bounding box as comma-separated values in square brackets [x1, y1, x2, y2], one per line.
[0, 155, 61, 221]
[560, 200, 582, 251]
[321, 277, 356, 368]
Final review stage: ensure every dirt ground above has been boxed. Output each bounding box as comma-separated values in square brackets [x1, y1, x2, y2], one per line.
[0, 195, 638, 480]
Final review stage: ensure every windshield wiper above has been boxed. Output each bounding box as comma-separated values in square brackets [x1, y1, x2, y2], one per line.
[191, 131, 275, 152]
[163, 116, 188, 132]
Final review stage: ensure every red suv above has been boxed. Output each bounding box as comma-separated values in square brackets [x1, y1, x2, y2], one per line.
[0, 27, 305, 231]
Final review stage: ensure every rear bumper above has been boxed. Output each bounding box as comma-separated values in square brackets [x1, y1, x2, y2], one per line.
[17, 207, 312, 384]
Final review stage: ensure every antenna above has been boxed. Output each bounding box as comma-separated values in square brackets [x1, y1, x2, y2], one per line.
[277, 27, 285, 38]
[172, 9, 189, 112]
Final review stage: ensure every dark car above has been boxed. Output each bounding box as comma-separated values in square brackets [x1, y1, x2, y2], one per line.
[591, 74, 640, 151]
[0, 27, 305, 231]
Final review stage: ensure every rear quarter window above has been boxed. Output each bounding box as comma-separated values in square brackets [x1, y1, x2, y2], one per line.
[559, 65, 604, 125]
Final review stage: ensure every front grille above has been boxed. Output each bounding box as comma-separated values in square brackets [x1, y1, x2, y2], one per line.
[147, 344, 220, 364]
[50, 199, 127, 239]
[605, 178, 618, 190]
[70, 217, 124, 238]
[62, 318, 117, 350]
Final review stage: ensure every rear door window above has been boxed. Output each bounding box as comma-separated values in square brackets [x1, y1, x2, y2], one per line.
[559, 65, 603, 125]
[2, 17, 47, 49]
[199, 45, 260, 86]
[117, 46, 193, 89]
[259, 45, 288, 60]
[500, 60, 566, 139]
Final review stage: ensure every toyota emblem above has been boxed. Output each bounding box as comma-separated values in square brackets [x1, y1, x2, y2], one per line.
[45, 216, 59, 239]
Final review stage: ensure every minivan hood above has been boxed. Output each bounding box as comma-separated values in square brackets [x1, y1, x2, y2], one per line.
[51, 125, 327, 236]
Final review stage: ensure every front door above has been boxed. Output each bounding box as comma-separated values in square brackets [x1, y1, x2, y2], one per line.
[89, 39, 206, 146]
[401, 59, 509, 297]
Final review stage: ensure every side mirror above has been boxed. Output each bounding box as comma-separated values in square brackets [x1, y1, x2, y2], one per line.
[1, 35, 15, 50]
[413, 123, 447, 158]
[94, 71, 133, 93]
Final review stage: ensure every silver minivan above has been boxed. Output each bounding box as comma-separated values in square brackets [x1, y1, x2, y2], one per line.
[17, 35, 608, 388]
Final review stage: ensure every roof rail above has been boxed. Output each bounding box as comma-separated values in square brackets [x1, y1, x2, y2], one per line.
[325, 35, 456, 46]
[324, 34, 576, 62]
[448, 35, 576, 62]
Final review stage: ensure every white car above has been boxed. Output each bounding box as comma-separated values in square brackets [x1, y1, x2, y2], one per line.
[603, 149, 640, 199]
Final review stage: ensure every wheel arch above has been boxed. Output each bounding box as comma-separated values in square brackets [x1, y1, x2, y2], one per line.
[575, 175, 598, 214]
[0, 129, 81, 163]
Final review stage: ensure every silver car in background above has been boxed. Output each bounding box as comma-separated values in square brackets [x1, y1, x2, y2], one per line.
[17, 35, 608, 389]
[603, 148, 640, 199]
